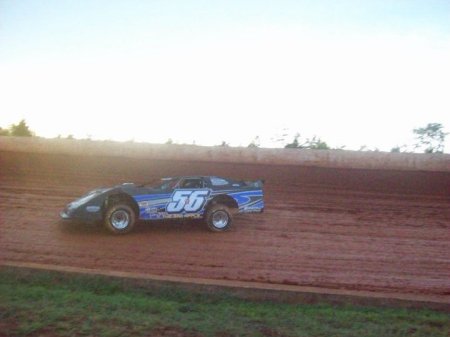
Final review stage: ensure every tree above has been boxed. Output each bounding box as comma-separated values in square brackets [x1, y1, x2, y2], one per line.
[0, 127, 10, 136]
[10, 119, 33, 137]
[306, 136, 330, 150]
[285, 133, 330, 150]
[248, 136, 260, 148]
[390, 145, 408, 153]
[285, 133, 301, 148]
[413, 123, 447, 153]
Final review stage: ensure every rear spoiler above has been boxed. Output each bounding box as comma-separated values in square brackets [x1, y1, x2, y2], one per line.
[244, 179, 265, 188]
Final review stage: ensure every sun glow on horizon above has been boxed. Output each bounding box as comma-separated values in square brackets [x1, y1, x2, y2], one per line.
[1, 1, 449, 151]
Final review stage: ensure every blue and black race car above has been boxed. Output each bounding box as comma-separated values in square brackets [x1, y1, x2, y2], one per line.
[61, 176, 264, 234]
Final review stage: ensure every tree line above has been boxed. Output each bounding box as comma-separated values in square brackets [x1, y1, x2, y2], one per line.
[1, 119, 448, 154]
[0, 119, 33, 137]
[279, 123, 448, 154]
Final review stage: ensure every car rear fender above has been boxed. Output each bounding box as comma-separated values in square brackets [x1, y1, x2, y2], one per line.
[206, 194, 239, 213]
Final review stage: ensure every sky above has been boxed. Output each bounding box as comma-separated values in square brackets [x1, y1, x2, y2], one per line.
[1, 0, 449, 151]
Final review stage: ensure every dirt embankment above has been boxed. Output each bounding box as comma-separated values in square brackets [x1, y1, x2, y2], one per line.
[1, 136, 449, 171]
[0, 138, 449, 304]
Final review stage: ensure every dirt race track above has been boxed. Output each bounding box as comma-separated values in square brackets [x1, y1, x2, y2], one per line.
[1, 148, 450, 304]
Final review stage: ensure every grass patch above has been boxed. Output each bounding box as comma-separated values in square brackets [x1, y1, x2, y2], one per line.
[0, 268, 448, 337]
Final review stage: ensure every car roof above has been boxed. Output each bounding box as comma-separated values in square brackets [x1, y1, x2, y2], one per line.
[162, 176, 227, 180]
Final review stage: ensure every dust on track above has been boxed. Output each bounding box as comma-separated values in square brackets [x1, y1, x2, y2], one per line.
[1, 151, 449, 303]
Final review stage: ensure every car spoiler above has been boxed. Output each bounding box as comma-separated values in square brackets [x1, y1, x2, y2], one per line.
[244, 179, 265, 188]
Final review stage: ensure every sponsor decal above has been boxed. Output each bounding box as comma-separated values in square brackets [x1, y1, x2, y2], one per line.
[86, 206, 100, 213]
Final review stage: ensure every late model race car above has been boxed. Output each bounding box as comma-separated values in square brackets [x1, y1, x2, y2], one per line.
[61, 176, 264, 234]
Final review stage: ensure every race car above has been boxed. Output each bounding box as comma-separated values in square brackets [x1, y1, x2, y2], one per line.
[60, 176, 264, 234]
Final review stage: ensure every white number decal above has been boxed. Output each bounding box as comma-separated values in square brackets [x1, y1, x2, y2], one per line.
[184, 190, 209, 212]
[167, 190, 210, 213]
[167, 190, 191, 213]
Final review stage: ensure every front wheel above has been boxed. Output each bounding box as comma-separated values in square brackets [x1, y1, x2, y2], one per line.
[205, 205, 233, 232]
[104, 204, 136, 234]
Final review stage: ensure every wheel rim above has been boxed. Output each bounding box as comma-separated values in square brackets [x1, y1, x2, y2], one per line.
[111, 209, 130, 230]
[212, 210, 229, 229]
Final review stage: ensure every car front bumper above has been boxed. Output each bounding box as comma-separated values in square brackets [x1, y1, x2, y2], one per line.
[59, 205, 103, 223]
[60, 210, 71, 219]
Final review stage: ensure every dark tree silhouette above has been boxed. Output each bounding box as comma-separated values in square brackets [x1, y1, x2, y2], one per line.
[413, 123, 447, 153]
[10, 119, 33, 137]
[285, 133, 330, 150]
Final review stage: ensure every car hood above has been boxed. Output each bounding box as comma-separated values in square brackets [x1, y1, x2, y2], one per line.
[68, 187, 112, 208]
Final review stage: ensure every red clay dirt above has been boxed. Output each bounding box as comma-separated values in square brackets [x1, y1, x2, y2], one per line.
[1, 150, 449, 303]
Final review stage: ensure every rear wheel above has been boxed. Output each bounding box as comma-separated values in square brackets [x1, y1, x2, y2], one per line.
[104, 204, 136, 234]
[205, 205, 233, 232]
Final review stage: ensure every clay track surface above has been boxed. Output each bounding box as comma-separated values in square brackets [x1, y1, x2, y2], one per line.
[1, 151, 449, 302]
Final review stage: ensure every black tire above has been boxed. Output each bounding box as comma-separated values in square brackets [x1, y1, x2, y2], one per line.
[104, 204, 136, 234]
[205, 205, 233, 232]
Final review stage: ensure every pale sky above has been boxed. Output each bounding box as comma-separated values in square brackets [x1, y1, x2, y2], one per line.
[1, 0, 449, 151]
